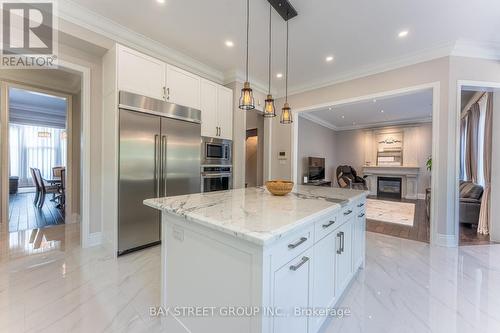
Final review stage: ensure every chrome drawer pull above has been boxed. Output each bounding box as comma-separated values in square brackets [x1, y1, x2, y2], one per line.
[289, 256, 309, 271]
[322, 220, 335, 229]
[357, 203, 365, 208]
[358, 213, 365, 218]
[340, 231, 345, 253]
[288, 237, 307, 249]
[344, 210, 353, 216]
[336, 232, 342, 254]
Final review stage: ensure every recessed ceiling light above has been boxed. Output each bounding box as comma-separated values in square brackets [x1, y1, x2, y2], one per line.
[276, 73, 283, 78]
[325, 56, 334, 62]
[352, 122, 356, 125]
[380, 110, 384, 113]
[373, 99, 377, 103]
[225, 40, 234, 48]
[398, 30, 409, 38]
[328, 107, 332, 110]
[156, 0, 166, 4]
[341, 115, 345, 119]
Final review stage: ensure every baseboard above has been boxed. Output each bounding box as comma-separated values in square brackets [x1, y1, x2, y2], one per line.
[86, 232, 103, 247]
[433, 233, 458, 247]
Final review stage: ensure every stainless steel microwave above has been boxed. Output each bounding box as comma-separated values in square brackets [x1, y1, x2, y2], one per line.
[202, 136, 232, 165]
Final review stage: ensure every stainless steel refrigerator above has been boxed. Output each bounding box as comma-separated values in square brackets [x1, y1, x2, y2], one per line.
[118, 91, 201, 255]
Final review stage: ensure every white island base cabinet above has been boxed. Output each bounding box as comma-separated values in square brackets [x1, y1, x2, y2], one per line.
[159, 197, 366, 333]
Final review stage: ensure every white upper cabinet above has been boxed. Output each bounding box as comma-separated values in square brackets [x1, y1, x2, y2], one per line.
[200, 79, 218, 138]
[217, 86, 233, 140]
[117, 45, 166, 100]
[166, 64, 201, 110]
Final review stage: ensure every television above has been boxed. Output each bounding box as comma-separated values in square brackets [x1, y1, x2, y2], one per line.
[308, 157, 325, 182]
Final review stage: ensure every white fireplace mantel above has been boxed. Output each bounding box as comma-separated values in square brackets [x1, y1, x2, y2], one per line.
[362, 166, 420, 199]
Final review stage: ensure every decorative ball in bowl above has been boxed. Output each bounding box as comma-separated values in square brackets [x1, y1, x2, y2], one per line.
[265, 180, 294, 196]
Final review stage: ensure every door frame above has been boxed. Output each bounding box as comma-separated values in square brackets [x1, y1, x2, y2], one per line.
[290, 82, 440, 245]
[455, 80, 500, 244]
[0, 59, 93, 247]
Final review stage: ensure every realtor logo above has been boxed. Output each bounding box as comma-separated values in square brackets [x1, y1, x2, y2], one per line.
[0, 0, 58, 68]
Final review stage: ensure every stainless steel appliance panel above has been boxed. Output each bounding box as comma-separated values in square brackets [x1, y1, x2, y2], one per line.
[118, 110, 161, 254]
[161, 117, 201, 197]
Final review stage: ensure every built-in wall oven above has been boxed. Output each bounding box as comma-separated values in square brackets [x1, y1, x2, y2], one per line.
[202, 136, 232, 166]
[201, 165, 232, 192]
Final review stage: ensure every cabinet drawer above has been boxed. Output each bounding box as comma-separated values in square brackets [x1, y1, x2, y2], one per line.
[270, 225, 314, 271]
[314, 210, 339, 242]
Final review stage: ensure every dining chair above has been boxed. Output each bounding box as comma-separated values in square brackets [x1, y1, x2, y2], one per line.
[33, 168, 59, 208]
[52, 166, 65, 179]
[55, 169, 66, 210]
[30, 167, 41, 205]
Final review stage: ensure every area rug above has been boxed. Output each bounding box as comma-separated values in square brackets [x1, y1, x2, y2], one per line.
[366, 199, 415, 226]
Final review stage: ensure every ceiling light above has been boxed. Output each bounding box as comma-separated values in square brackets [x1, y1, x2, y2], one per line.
[373, 99, 377, 103]
[341, 115, 345, 119]
[280, 20, 293, 124]
[225, 40, 234, 48]
[156, 0, 165, 4]
[239, 0, 255, 110]
[263, 4, 276, 118]
[380, 110, 384, 113]
[398, 30, 409, 38]
[325, 56, 334, 62]
[276, 73, 283, 78]
[328, 107, 332, 110]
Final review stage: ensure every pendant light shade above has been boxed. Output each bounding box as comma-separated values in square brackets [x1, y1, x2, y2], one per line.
[263, 4, 276, 118]
[239, 81, 255, 110]
[280, 20, 293, 124]
[239, 0, 255, 111]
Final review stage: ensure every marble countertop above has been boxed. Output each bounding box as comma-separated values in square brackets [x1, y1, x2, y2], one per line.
[144, 185, 367, 246]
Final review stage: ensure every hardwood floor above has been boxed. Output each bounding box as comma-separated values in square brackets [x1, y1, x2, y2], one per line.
[460, 223, 492, 246]
[8, 192, 64, 232]
[366, 197, 430, 243]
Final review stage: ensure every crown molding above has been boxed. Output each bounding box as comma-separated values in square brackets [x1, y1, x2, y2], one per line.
[57, 0, 225, 83]
[300, 112, 432, 132]
[451, 39, 500, 60]
[278, 41, 455, 98]
[224, 70, 277, 96]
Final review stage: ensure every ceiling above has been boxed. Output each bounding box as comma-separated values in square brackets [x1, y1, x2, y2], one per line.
[71, 0, 500, 94]
[302, 89, 433, 130]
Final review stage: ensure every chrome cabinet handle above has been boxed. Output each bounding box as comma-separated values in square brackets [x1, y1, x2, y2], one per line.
[336, 232, 342, 254]
[166, 87, 170, 100]
[322, 220, 335, 229]
[340, 231, 345, 253]
[289, 256, 309, 271]
[358, 213, 365, 218]
[161, 135, 168, 196]
[344, 210, 353, 216]
[288, 237, 307, 249]
[357, 203, 365, 208]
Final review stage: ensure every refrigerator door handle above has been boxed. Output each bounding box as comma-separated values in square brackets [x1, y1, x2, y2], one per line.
[154, 134, 160, 197]
[162, 135, 168, 196]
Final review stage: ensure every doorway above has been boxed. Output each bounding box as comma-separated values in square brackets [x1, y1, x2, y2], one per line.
[457, 84, 500, 245]
[245, 109, 265, 187]
[6, 86, 71, 233]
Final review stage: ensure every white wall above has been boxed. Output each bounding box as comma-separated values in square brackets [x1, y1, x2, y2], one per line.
[297, 117, 337, 183]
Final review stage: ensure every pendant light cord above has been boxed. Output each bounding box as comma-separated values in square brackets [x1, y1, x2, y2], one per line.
[245, 0, 250, 82]
[268, 4, 272, 94]
[285, 20, 289, 103]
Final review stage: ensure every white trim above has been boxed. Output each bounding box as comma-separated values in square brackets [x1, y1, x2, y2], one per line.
[455, 80, 500, 245]
[299, 112, 337, 131]
[435, 233, 458, 247]
[86, 232, 103, 247]
[292, 82, 441, 245]
[58, 0, 224, 84]
[452, 39, 500, 61]
[58, 59, 94, 248]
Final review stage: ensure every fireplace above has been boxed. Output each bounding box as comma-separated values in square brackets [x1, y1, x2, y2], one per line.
[377, 177, 402, 199]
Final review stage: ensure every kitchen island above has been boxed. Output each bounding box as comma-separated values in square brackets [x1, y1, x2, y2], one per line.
[144, 185, 367, 333]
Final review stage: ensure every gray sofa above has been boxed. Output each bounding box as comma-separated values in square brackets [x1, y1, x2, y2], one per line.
[459, 181, 484, 226]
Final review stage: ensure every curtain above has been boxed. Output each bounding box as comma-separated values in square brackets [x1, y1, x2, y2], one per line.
[9, 124, 67, 187]
[478, 93, 493, 235]
[465, 103, 480, 183]
[459, 117, 468, 181]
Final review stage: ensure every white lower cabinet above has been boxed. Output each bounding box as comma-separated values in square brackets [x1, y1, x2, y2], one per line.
[335, 218, 354, 296]
[311, 231, 337, 332]
[273, 248, 313, 333]
[352, 206, 366, 270]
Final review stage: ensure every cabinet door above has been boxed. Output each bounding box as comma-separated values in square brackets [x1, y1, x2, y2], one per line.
[353, 210, 366, 270]
[311, 231, 336, 332]
[166, 65, 201, 109]
[200, 80, 218, 138]
[335, 219, 353, 295]
[117, 45, 165, 100]
[273, 248, 313, 333]
[217, 86, 233, 140]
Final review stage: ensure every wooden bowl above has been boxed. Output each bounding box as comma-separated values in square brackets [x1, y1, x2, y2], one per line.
[265, 180, 294, 196]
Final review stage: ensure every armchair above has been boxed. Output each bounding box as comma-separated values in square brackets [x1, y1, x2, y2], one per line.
[336, 165, 368, 190]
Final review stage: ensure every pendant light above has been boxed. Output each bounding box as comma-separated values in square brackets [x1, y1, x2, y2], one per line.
[239, 0, 255, 110]
[263, 4, 276, 118]
[280, 20, 293, 124]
